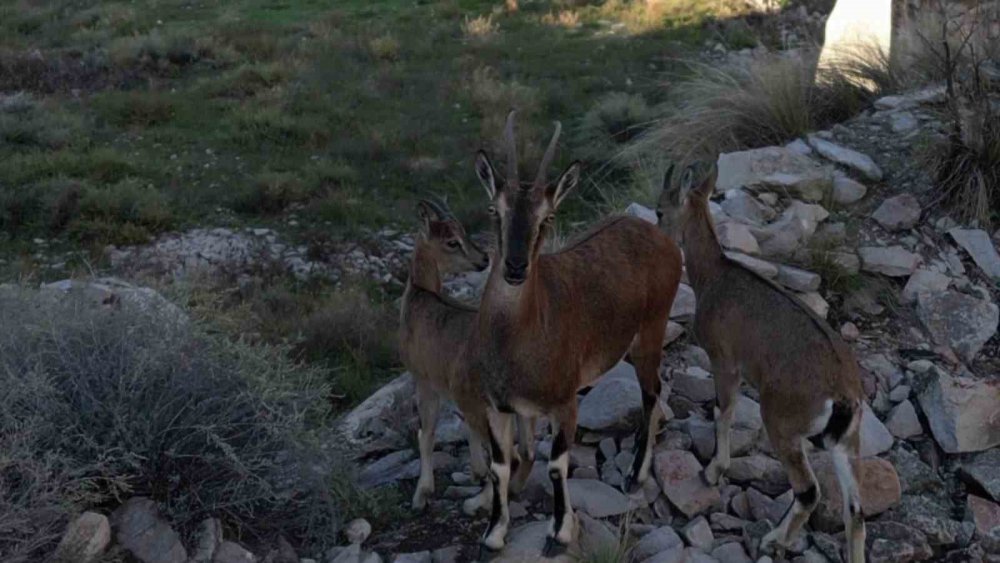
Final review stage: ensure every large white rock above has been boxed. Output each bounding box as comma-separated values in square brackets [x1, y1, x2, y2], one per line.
[885, 400, 923, 439]
[859, 246, 921, 277]
[817, 0, 892, 85]
[720, 190, 776, 226]
[917, 291, 999, 363]
[53, 512, 112, 563]
[901, 269, 951, 304]
[776, 264, 821, 292]
[807, 135, 883, 181]
[860, 402, 895, 457]
[626, 202, 658, 225]
[717, 147, 833, 202]
[919, 370, 1000, 453]
[716, 222, 760, 255]
[832, 175, 867, 205]
[949, 228, 1000, 280]
[725, 251, 778, 278]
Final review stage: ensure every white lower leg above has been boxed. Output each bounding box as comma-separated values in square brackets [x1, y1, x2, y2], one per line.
[548, 450, 576, 545]
[705, 404, 733, 484]
[412, 428, 436, 509]
[463, 477, 493, 515]
[636, 404, 662, 483]
[482, 459, 511, 549]
[833, 445, 866, 563]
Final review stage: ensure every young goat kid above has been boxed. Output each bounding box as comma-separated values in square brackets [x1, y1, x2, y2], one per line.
[657, 164, 866, 563]
[399, 198, 535, 515]
[471, 112, 683, 557]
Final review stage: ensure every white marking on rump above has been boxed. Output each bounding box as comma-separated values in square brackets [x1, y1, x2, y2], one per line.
[805, 399, 834, 439]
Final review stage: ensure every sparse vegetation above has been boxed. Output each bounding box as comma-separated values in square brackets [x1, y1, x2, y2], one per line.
[0, 286, 339, 561]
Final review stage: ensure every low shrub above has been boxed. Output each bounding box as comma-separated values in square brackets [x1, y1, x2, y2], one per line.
[0, 286, 339, 561]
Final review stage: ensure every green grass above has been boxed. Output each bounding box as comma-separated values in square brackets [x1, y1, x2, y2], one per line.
[0, 0, 735, 251]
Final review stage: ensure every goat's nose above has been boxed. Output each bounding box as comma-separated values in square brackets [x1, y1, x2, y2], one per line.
[504, 259, 527, 276]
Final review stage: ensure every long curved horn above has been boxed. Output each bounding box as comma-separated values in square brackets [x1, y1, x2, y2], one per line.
[422, 194, 454, 220]
[504, 110, 519, 188]
[533, 121, 562, 190]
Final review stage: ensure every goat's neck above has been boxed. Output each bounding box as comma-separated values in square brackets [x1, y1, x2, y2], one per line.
[682, 203, 727, 295]
[480, 251, 542, 331]
[408, 242, 442, 294]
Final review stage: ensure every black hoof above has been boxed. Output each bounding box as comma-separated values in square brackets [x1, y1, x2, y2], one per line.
[477, 543, 501, 562]
[542, 536, 568, 558]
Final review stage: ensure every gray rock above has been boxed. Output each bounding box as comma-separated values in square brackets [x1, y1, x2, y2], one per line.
[358, 450, 415, 488]
[746, 488, 791, 525]
[865, 522, 932, 563]
[598, 437, 617, 461]
[860, 402, 895, 457]
[682, 517, 714, 550]
[872, 193, 921, 231]
[901, 269, 951, 304]
[654, 450, 721, 518]
[724, 252, 778, 278]
[110, 498, 187, 563]
[810, 454, 901, 532]
[338, 373, 414, 453]
[807, 135, 883, 181]
[859, 246, 921, 276]
[795, 292, 829, 318]
[717, 148, 833, 202]
[213, 542, 256, 563]
[727, 455, 788, 496]
[776, 265, 821, 292]
[567, 479, 629, 518]
[41, 277, 187, 325]
[53, 512, 112, 563]
[889, 385, 911, 402]
[967, 495, 1000, 538]
[627, 202, 659, 224]
[671, 284, 697, 319]
[720, 190, 777, 226]
[874, 87, 945, 110]
[830, 251, 861, 275]
[191, 518, 223, 563]
[890, 111, 919, 133]
[634, 525, 684, 561]
[832, 175, 867, 205]
[491, 521, 573, 563]
[578, 362, 643, 432]
[577, 512, 620, 557]
[673, 367, 716, 403]
[948, 228, 1000, 280]
[431, 546, 460, 563]
[885, 400, 922, 439]
[391, 552, 431, 563]
[887, 495, 972, 547]
[710, 543, 752, 563]
[345, 519, 372, 545]
[919, 370, 1000, 453]
[841, 321, 860, 341]
[888, 447, 945, 495]
[717, 222, 760, 255]
[960, 449, 1000, 502]
[571, 445, 597, 470]
[916, 291, 998, 364]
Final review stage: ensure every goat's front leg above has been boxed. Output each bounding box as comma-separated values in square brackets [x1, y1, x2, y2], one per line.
[511, 415, 536, 495]
[411, 381, 441, 511]
[704, 363, 739, 486]
[480, 410, 514, 558]
[544, 404, 578, 557]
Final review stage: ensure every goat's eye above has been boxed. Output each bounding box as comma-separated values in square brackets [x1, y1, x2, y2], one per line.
[544, 215, 555, 224]
[446, 240, 461, 249]
[488, 205, 497, 215]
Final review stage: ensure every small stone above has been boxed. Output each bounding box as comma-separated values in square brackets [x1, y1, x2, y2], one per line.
[725, 252, 778, 278]
[671, 284, 697, 319]
[626, 202, 658, 224]
[776, 264, 821, 292]
[840, 322, 860, 341]
[889, 385, 910, 402]
[832, 175, 867, 205]
[391, 552, 431, 563]
[566, 479, 628, 518]
[890, 111, 919, 133]
[673, 367, 716, 403]
[859, 246, 921, 277]
[345, 518, 372, 545]
[111, 498, 187, 563]
[191, 518, 223, 563]
[431, 545, 460, 563]
[796, 292, 829, 319]
[717, 222, 761, 255]
[888, 447, 945, 495]
[711, 542, 752, 563]
[860, 402, 894, 457]
[865, 522, 932, 562]
[901, 269, 951, 304]
[727, 455, 789, 496]
[682, 516, 715, 550]
[53, 512, 112, 563]
[872, 193, 921, 231]
[598, 437, 617, 461]
[717, 148, 832, 203]
[885, 400, 922, 439]
[633, 525, 683, 561]
[960, 449, 1000, 501]
[212, 542, 255, 563]
[968, 495, 1000, 537]
[654, 450, 721, 518]
[949, 228, 1000, 280]
[807, 135, 883, 181]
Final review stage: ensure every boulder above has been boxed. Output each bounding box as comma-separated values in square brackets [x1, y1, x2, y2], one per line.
[716, 147, 833, 202]
[633, 525, 683, 561]
[810, 454, 901, 532]
[959, 449, 1000, 502]
[832, 175, 867, 205]
[681, 517, 714, 550]
[968, 495, 1000, 537]
[110, 498, 187, 563]
[872, 194, 921, 232]
[578, 362, 643, 432]
[885, 400, 922, 439]
[901, 269, 951, 304]
[566, 479, 628, 518]
[717, 222, 760, 255]
[887, 495, 973, 546]
[949, 228, 1000, 280]
[796, 292, 829, 318]
[859, 246, 921, 277]
[626, 202, 658, 225]
[917, 291, 998, 364]
[670, 284, 697, 320]
[41, 278, 187, 324]
[720, 190, 777, 226]
[888, 447, 945, 496]
[53, 512, 112, 563]
[918, 370, 1000, 453]
[338, 373, 414, 453]
[654, 450, 721, 517]
[807, 135, 883, 181]
[673, 367, 716, 403]
[727, 455, 788, 496]
[491, 521, 574, 563]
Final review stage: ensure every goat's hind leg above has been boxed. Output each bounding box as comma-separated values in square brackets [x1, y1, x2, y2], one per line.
[704, 362, 739, 486]
[412, 381, 442, 511]
[510, 415, 536, 495]
[462, 407, 494, 516]
[624, 324, 666, 493]
[760, 438, 820, 557]
[835, 428, 866, 563]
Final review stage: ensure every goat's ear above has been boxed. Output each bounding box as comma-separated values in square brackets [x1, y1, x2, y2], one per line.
[416, 200, 436, 233]
[547, 161, 581, 209]
[475, 150, 498, 200]
[692, 163, 718, 199]
[661, 162, 677, 203]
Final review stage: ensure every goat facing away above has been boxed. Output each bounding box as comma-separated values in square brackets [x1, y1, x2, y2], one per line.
[399, 198, 536, 515]
[656, 163, 866, 563]
[470, 112, 683, 557]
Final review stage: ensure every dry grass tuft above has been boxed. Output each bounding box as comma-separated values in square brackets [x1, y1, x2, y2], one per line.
[462, 14, 499, 41]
